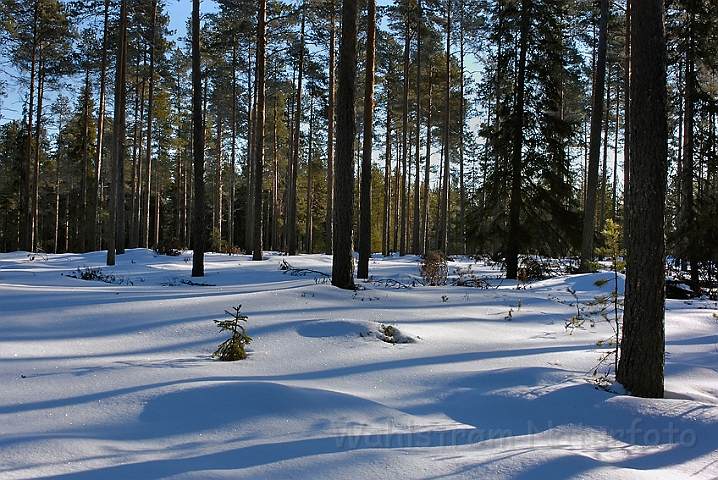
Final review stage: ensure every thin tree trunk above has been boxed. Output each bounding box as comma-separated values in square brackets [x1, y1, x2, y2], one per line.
[579, 0, 608, 272]
[422, 65, 432, 255]
[325, 1, 336, 255]
[438, 0, 451, 253]
[399, 13, 410, 256]
[382, 92, 392, 256]
[32, 64, 44, 252]
[92, 0, 110, 252]
[22, 0, 39, 252]
[145, 1, 157, 249]
[288, 3, 306, 256]
[412, 2, 422, 255]
[253, 0, 266, 261]
[358, 0, 376, 278]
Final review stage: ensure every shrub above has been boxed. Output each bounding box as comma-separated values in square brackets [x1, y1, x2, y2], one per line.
[420, 251, 448, 286]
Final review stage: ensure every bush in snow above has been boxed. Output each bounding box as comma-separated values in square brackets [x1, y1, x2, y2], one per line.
[420, 251, 448, 286]
[212, 305, 253, 361]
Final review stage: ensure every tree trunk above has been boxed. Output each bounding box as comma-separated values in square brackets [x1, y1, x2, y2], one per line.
[422, 65, 433, 255]
[678, 15, 697, 286]
[617, 0, 666, 399]
[505, 0, 529, 280]
[288, 3, 306, 256]
[412, 2, 422, 255]
[325, 1, 336, 256]
[358, 0, 376, 279]
[332, 0, 358, 290]
[438, 0, 451, 254]
[399, 12, 410, 256]
[253, 0, 266, 261]
[108, 0, 127, 265]
[382, 91, 392, 256]
[22, 0, 39, 252]
[579, 0, 608, 272]
[145, 1, 157, 249]
[191, 0, 205, 276]
[92, 0, 110, 252]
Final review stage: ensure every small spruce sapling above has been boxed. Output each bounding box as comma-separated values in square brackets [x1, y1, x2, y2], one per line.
[212, 305, 253, 361]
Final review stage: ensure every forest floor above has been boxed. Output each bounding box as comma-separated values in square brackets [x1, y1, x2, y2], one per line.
[1, 249, 717, 479]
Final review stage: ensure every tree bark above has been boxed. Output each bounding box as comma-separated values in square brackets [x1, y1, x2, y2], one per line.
[191, 0, 205, 276]
[325, 1, 336, 255]
[108, 0, 128, 265]
[252, 0, 266, 261]
[579, 0, 608, 272]
[616, 0, 666, 399]
[332, 0, 358, 290]
[358, 0, 376, 279]
[505, 0, 529, 280]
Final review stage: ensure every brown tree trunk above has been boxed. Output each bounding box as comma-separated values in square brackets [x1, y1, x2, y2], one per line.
[617, 0, 667, 399]
[325, 1, 336, 255]
[332, 0, 358, 289]
[579, 0, 608, 272]
[358, 0, 376, 278]
[253, 0, 266, 261]
[191, 0, 205, 276]
[505, 0, 529, 280]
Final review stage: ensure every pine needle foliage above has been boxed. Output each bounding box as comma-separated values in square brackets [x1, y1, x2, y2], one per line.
[212, 305, 252, 361]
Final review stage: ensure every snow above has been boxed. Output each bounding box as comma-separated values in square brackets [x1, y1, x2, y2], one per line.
[1, 249, 717, 479]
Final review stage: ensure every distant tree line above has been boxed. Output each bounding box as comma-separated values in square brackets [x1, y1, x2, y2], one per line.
[0, 0, 715, 286]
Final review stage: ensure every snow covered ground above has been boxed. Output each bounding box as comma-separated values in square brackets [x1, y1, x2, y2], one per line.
[1, 249, 717, 479]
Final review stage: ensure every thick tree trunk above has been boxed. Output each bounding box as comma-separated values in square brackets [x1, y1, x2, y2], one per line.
[617, 0, 666, 399]
[332, 0, 358, 290]
[191, 0, 205, 276]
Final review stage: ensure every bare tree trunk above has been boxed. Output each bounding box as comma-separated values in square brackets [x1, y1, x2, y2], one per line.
[505, 0, 529, 280]
[288, 3, 306, 255]
[358, 0, 376, 278]
[412, 2, 422, 255]
[325, 1, 336, 255]
[32, 64, 44, 252]
[399, 14, 410, 256]
[22, 0, 39, 252]
[617, 0, 666, 399]
[382, 93, 392, 256]
[191, 0, 205, 276]
[92, 0, 110, 251]
[253, 0, 266, 261]
[579, 0, 609, 272]
[332, 0, 358, 289]
[306, 99, 314, 253]
[145, 0, 157, 249]
[422, 64, 432, 255]
[438, 0, 451, 254]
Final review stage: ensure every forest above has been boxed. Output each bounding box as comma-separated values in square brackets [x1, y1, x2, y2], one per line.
[0, 0, 716, 286]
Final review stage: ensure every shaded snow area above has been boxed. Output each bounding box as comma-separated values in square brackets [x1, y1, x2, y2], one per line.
[1, 249, 717, 479]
